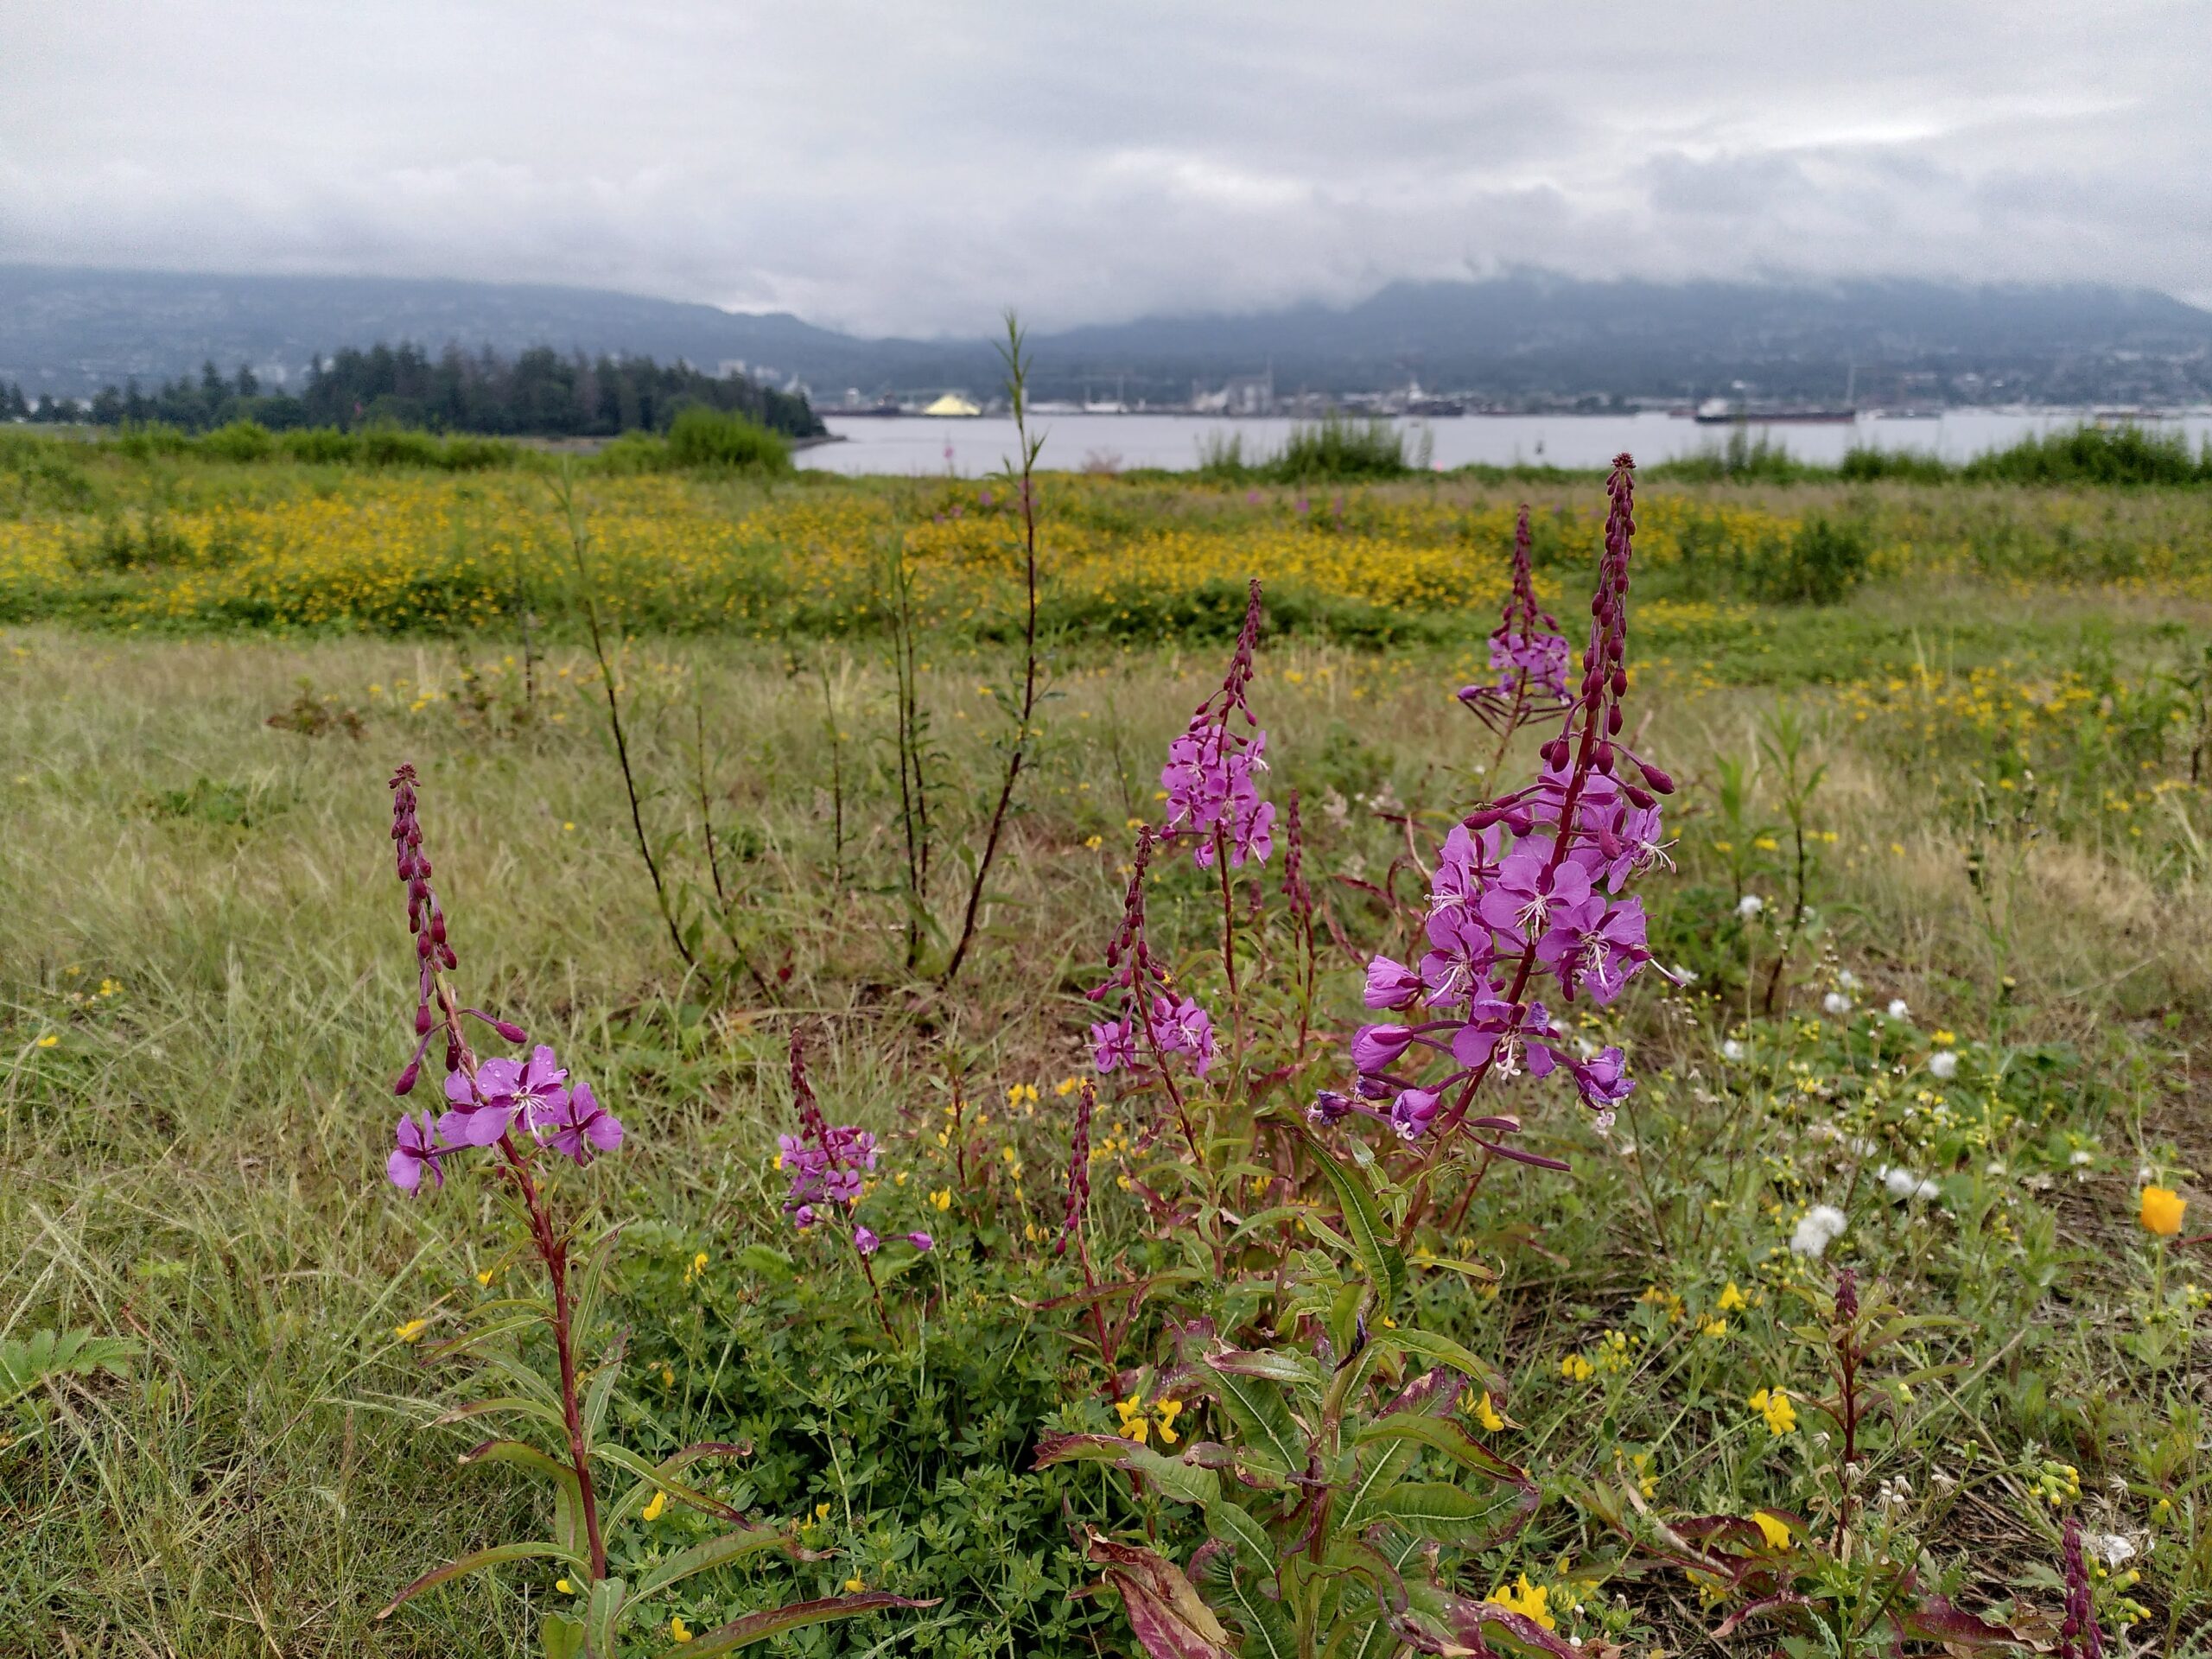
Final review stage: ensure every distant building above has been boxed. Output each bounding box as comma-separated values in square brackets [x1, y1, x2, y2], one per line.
[1190, 368, 1274, 415]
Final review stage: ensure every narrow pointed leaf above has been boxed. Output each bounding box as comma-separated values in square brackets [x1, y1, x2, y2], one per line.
[374, 1541, 583, 1618]
[658, 1592, 937, 1658]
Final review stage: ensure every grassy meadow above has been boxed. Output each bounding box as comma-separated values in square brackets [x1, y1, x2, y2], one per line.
[4, 432, 2212, 1656]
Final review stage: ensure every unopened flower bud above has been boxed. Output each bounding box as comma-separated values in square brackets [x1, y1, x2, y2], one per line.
[395, 1058, 421, 1096]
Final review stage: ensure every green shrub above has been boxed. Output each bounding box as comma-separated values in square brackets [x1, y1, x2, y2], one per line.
[1965, 422, 2209, 487]
[1269, 414, 1408, 481]
[278, 427, 362, 464]
[1763, 512, 1871, 604]
[111, 423, 191, 461]
[665, 405, 793, 474]
[199, 420, 276, 462]
[1839, 444, 1950, 483]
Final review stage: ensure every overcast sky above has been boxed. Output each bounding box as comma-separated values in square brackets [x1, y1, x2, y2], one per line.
[4, 3, 2208, 335]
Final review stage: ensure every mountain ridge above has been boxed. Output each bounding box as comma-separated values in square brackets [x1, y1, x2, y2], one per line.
[5, 264, 2209, 407]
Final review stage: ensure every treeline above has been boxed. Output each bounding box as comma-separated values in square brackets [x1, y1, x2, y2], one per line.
[0, 341, 825, 441]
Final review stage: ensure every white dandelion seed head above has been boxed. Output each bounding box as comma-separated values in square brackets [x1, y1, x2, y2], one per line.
[1790, 1204, 1849, 1258]
[1928, 1051, 1959, 1080]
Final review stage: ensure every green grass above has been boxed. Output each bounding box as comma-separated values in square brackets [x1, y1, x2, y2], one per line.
[3, 473, 2211, 1655]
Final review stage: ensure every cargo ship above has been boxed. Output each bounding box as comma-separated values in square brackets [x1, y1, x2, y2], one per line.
[1692, 397, 1857, 425]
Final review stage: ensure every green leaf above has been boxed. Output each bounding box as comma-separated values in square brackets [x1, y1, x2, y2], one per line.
[591, 1442, 744, 1522]
[1205, 1497, 1276, 1564]
[568, 1224, 626, 1350]
[733, 1244, 795, 1280]
[458, 1440, 585, 1556]
[541, 1611, 585, 1659]
[1356, 1414, 1532, 1490]
[1203, 1358, 1310, 1474]
[0, 1327, 136, 1409]
[1197, 1541, 1294, 1659]
[1383, 1328, 1506, 1399]
[582, 1334, 626, 1440]
[1338, 1437, 1420, 1530]
[1278, 1116, 1406, 1315]
[1033, 1432, 1221, 1506]
[608, 1440, 754, 1528]
[655, 1592, 937, 1658]
[584, 1575, 626, 1657]
[1366, 1481, 1492, 1542]
[630, 1525, 792, 1599]
[435, 1395, 570, 1433]
[374, 1541, 585, 1618]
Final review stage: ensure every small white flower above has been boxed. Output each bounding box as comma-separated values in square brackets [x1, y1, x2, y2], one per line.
[1928, 1051, 1959, 1080]
[2138, 1164, 2157, 1185]
[1790, 1204, 1848, 1257]
[1838, 969, 1860, 990]
[2091, 1533, 2137, 1567]
[2069, 1149, 2093, 1167]
[1721, 1038, 1746, 1063]
[1885, 998, 1910, 1020]
[1736, 893, 1764, 918]
[1823, 992, 1852, 1015]
[1881, 1166, 1941, 1202]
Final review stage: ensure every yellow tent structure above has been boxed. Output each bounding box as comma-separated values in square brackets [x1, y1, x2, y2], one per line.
[921, 392, 982, 417]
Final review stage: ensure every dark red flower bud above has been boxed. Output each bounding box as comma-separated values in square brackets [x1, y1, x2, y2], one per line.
[1637, 759, 1675, 794]
[395, 1058, 421, 1096]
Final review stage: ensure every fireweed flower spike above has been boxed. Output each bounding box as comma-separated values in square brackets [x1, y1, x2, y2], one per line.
[1160, 578, 1273, 872]
[1340, 455, 1673, 1156]
[1087, 830, 1210, 1157]
[1457, 505, 1570, 734]
[383, 765, 620, 1184]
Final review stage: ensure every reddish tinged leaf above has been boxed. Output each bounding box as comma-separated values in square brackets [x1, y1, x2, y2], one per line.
[1395, 1589, 1582, 1658]
[656, 1592, 938, 1657]
[1086, 1535, 1237, 1659]
[1379, 1363, 1465, 1419]
[1891, 1596, 2024, 1647]
[1710, 1590, 1812, 1638]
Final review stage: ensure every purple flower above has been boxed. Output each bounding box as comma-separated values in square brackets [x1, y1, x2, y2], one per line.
[1090, 1016, 1139, 1074]
[1390, 1088, 1442, 1141]
[904, 1231, 935, 1252]
[1478, 844, 1593, 945]
[1363, 955, 1423, 1011]
[1567, 1045, 1635, 1108]
[439, 1068, 514, 1147]
[1351, 1023, 1416, 1076]
[537, 1079, 623, 1164]
[854, 1225, 881, 1256]
[1149, 995, 1217, 1077]
[387, 1110, 449, 1192]
[1307, 1089, 1354, 1127]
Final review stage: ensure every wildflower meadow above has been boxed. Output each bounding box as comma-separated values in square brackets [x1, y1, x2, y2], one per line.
[3, 415, 2212, 1657]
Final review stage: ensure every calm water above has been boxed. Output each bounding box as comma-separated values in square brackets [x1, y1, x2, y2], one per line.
[800, 409, 2212, 478]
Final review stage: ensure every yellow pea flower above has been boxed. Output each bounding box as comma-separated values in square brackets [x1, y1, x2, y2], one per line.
[642, 1490, 667, 1522]
[1717, 1281, 1747, 1313]
[394, 1318, 430, 1344]
[1474, 1392, 1506, 1433]
[1751, 1510, 1793, 1549]
[1484, 1573, 1554, 1630]
[671, 1614, 694, 1643]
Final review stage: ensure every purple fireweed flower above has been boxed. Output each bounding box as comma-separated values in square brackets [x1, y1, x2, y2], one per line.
[854, 1225, 880, 1256]
[2060, 1516, 2105, 1659]
[1090, 1016, 1140, 1074]
[1085, 830, 1217, 1085]
[1149, 995, 1217, 1077]
[1363, 955, 1423, 1010]
[1307, 1089, 1355, 1128]
[537, 1078, 623, 1164]
[1478, 844, 1596, 945]
[903, 1231, 935, 1252]
[1160, 581, 1274, 870]
[1351, 1023, 1418, 1076]
[387, 1110, 450, 1192]
[1457, 507, 1571, 730]
[1389, 1088, 1442, 1141]
[440, 1067, 515, 1147]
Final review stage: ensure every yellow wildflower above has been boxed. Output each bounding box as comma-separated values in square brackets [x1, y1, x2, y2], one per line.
[556, 1577, 574, 1594]
[1115, 1394, 1150, 1445]
[1474, 1392, 1506, 1433]
[1560, 1354, 1594, 1383]
[671, 1614, 694, 1643]
[1717, 1281, 1748, 1313]
[2140, 1186, 2187, 1237]
[1751, 1510, 1792, 1549]
[394, 1318, 430, 1344]
[642, 1490, 667, 1522]
[929, 1187, 952, 1211]
[1748, 1387, 1796, 1435]
[1484, 1573, 1554, 1630]
[844, 1574, 866, 1592]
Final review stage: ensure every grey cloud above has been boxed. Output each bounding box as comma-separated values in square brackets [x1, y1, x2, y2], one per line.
[2, 0, 2207, 331]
